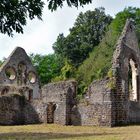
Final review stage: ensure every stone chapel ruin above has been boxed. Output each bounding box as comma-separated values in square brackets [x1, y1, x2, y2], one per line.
[0, 19, 140, 126]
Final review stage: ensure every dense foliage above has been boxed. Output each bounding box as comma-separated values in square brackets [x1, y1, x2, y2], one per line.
[53, 8, 112, 67]
[0, 0, 44, 36]
[48, 0, 92, 11]
[0, 0, 93, 36]
[30, 53, 63, 85]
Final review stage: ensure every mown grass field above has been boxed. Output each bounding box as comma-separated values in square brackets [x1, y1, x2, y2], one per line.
[0, 124, 139, 140]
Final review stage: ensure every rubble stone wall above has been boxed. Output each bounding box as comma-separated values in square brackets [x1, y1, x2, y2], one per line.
[36, 80, 77, 125]
[71, 78, 113, 126]
[112, 19, 140, 125]
[0, 94, 39, 125]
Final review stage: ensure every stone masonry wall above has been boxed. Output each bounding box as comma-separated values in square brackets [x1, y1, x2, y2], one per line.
[36, 80, 77, 125]
[0, 47, 41, 99]
[0, 94, 40, 125]
[71, 78, 113, 126]
[112, 19, 140, 125]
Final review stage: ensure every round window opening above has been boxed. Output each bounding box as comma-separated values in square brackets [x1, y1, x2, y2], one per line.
[5, 67, 16, 80]
[28, 72, 36, 84]
[18, 62, 27, 71]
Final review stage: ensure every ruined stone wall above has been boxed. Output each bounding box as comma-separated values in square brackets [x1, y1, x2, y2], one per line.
[112, 19, 140, 125]
[129, 101, 140, 123]
[0, 47, 41, 99]
[0, 94, 39, 125]
[0, 47, 41, 125]
[71, 78, 113, 126]
[36, 80, 77, 125]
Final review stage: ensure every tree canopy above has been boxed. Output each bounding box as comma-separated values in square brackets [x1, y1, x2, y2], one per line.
[47, 0, 92, 11]
[53, 8, 112, 67]
[9, 6, 140, 96]
[0, 0, 93, 36]
[30, 53, 63, 85]
[0, 0, 44, 36]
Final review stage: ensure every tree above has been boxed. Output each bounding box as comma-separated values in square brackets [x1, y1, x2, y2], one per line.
[52, 59, 75, 81]
[0, 0, 94, 36]
[0, 0, 44, 36]
[111, 7, 140, 42]
[52, 33, 66, 58]
[30, 53, 63, 84]
[53, 8, 112, 67]
[47, 0, 92, 11]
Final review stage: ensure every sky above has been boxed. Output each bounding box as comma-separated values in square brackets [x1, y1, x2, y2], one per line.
[0, 0, 139, 59]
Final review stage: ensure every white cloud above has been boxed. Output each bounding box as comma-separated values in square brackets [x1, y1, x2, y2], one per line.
[0, 0, 139, 59]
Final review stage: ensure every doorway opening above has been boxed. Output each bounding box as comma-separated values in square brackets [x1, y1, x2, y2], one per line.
[47, 102, 56, 123]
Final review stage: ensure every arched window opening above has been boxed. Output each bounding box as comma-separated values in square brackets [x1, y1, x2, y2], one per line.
[18, 62, 26, 71]
[5, 67, 16, 80]
[28, 89, 33, 101]
[28, 71, 36, 84]
[128, 59, 139, 101]
[1, 88, 9, 95]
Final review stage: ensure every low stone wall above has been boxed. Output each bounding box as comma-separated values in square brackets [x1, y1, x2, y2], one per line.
[71, 102, 112, 126]
[0, 94, 40, 125]
[71, 78, 113, 126]
[129, 101, 140, 123]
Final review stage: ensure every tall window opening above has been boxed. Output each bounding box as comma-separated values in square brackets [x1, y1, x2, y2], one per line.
[128, 59, 139, 101]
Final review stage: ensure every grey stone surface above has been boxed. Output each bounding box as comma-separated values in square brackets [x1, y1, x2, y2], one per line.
[39, 80, 77, 125]
[0, 47, 41, 125]
[0, 94, 39, 125]
[71, 78, 112, 126]
[0, 47, 41, 99]
[111, 19, 140, 126]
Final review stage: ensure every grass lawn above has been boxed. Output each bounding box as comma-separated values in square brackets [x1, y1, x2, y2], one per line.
[0, 124, 139, 140]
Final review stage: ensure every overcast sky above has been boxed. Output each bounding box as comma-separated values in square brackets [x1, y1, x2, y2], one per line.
[0, 0, 139, 59]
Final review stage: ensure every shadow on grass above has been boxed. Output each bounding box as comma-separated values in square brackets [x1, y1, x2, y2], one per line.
[0, 132, 120, 140]
[112, 123, 140, 127]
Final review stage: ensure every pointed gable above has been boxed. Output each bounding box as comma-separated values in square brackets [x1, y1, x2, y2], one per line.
[0, 47, 33, 72]
[112, 19, 140, 67]
[119, 19, 139, 52]
[0, 47, 40, 99]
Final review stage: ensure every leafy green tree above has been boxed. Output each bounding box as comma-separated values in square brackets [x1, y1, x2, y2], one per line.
[53, 8, 112, 67]
[0, 60, 3, 66]
[111, 7, 140, 43]
[0, 0, 44, 36]
[48, 0, 92, 11]
[52, 33, 66, 58]
[52, 59, 75, 81]
[30, 53, 63, 84]
[0, 0, 95, 36]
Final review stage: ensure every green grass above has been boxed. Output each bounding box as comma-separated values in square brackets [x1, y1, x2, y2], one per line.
[0, 124, 140, 140]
